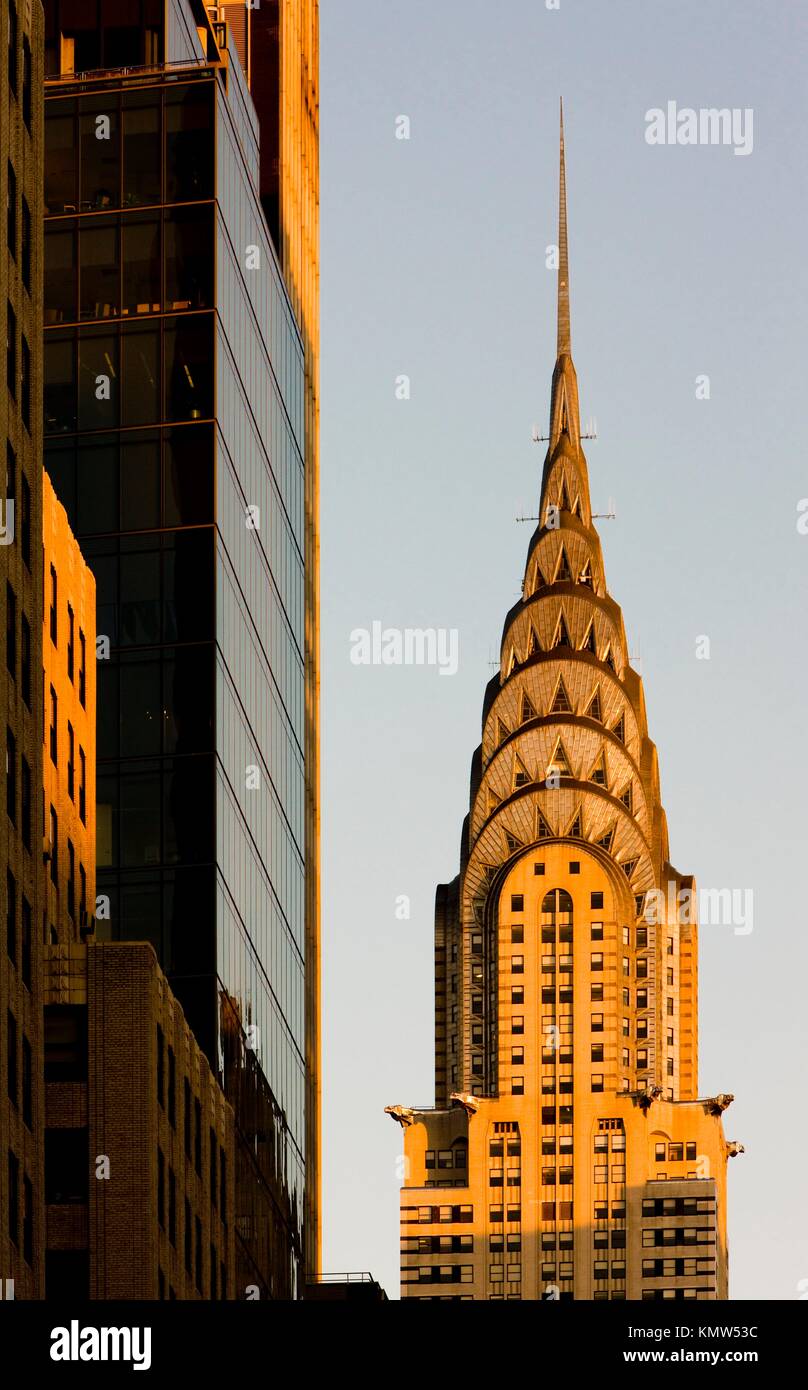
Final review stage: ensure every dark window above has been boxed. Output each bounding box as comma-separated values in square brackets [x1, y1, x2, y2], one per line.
[49, 685, 57, 764]
[184, 1079, 191, 1159]
[156, 1024, 164, 1106]
[44, 225, 76, 322]
[6, 868, 16, 963]
[21, 196, 30, 291]
[80, 221, 119, 320]
[20, 472, 29, 567]
[49, 565, 57, 643]
[79, 747, 86, 824]
[5, 582, 14, 675]
[184, 1197, 192, 1274]
[164, 315, 214, 421]
[44, 1006, 87, 1081]
[79, 864, 86, 923]
[5, 440, 14, 509]
[80, 103, 119, 210]
[6, 301, 16, 397]
[67, 605, 74, 680]
[123, 97, 161, 207]
[510, 895, 524, 911]
[49, 806, 58, 885]
[20, 756, 30, 848]
[122, 216, 160, 317]
[194, 1098, 202, 1175]
[23, 1175, 33, 1264]
[21, 895, 31, 986]
[210, 1128, 217, 1208]
[219, 1149, 226, 1224]
[167, 1046, 175, 1127]
[157, 1147, 164, 1228]
[166, 86, 214, 203]
[21, 1034, 31, 1126]
[591, 892, 604, 909]
[20, 336, 29, 428]
[6, 161, 16, 258]
[67, 723, 75, 799]
[45, 1128, 90, 1204]
[210, 1245, 217, 1299]
[79, 630, 86, 706]
[6, 726, 15, 822]
[67, 840, 75, 919]
[8, 1149, 19, 1244]
[20, 613, 30, 706]
[7, 1009, 18, 1103]
[168, 1169, 176, 1246]
[194, 1215, 202, 1292]
[165, 206, 213, 311]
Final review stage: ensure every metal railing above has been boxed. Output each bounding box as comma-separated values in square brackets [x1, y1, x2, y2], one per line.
[45, 57, 217, 86]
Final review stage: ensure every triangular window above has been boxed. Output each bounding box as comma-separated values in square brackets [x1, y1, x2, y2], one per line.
[621, 857, 638, 879]
[520, 692, 537, 723]
[506, 647, 517, 676]
[619, 782, 633, 812]
[537, 810, 554, 840]
[573, 496, 582, 519]
[534, 562, 546, 592]
[549, 736, 571, 777]
[497, 718, 510, 747]
[527, 626, 540, 658]
[513, 755, 532, 790]
[553, 612, 573, 650]
[568, 808, 583, 838]
[582, 621, 598, 656]
[560, 478, 572, 513]
[504, 830, 524, 855]
[612, 712, 626, 744]
[554, 547, 572, 583]
[594, 825, 615, 852]
[487, 788, 501, 814]
[550, 677, 572, 714]
[604, 646, 616, 673]
[579, 559, 593, 589]
[588, 750, 607, 786]
[634, 894, 646, 919]
[584, 686, 602, 722]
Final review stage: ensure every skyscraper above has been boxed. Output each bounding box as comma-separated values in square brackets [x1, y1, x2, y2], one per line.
[1, 0, 45, 1302]
[212, 0, 322, 1279]
[390, 112, 740, 1301]
[41, 0, 311, 1297]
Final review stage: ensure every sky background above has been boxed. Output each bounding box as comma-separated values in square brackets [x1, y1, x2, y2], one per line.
[319, 0, 808, 1299]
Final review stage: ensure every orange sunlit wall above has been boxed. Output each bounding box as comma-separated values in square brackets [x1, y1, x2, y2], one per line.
[42, 472, 95, 945]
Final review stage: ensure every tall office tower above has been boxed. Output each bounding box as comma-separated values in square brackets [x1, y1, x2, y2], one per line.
[1, 0, 45, 1301]
[42, 0, 308, 1297]
[210, 0, 321, 1274]
[390, 116, 739, 1301]
[41, 473, 238, 1302]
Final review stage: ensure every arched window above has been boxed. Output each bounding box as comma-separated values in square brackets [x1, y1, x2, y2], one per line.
[541, 889, 573, 946]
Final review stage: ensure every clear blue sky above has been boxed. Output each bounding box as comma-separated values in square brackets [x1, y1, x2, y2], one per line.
[320, 0, 808, 1298]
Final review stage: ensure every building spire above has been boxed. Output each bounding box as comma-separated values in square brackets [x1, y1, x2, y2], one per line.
[557, 97, 571, 356]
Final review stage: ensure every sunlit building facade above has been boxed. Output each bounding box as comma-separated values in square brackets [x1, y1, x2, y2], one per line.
[42, 0, 307, 1297]
[390, 115, 739, 1301]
